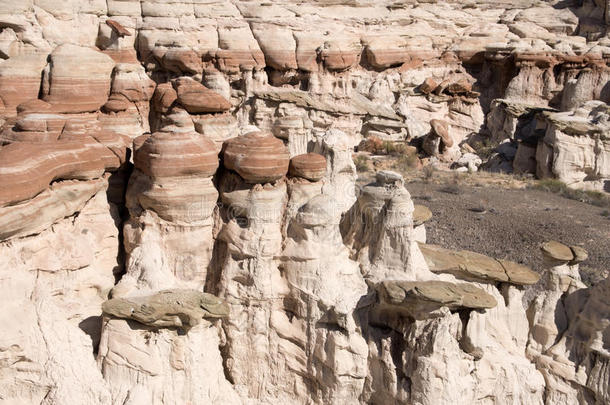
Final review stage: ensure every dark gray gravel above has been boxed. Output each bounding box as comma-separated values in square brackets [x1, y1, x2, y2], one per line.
[405, 180, 610, 286]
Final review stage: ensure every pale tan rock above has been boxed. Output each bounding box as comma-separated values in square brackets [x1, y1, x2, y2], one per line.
[376, 280, 497, 318]
[102, 289, 229, 328]
[540, 240, 575, 262]
[413, 204, 433, 226]
[419, 243, 540, 285]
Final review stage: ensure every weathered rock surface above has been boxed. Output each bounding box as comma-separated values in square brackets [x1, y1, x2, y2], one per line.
[376, 280, 497, 318]
[420, 243, 541, 285]
[43, 44, 116, 113]
[0, 135, 127, 207]
[102, 289, 229, 328]
[174, 77, 231, 114]
[1, 1, 610, 404]
[288, 152, 327, 181]
[222, 131, 290, 183]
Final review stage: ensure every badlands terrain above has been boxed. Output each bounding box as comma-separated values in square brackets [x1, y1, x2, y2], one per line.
[0, 0, 609, 404]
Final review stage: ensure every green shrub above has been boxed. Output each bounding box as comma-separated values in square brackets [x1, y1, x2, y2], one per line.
[530, 179, 610, 208]
[354, 155, 370, 172]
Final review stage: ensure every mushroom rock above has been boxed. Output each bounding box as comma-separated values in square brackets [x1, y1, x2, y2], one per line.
[342, 170, 435, 282]
[134, 131, 218, 179]
[173, 77, 231, 113]
[419, 243, 540, 285]
[288, 153, 327, 181]
[110, 63, 156, 103]
[0, 135, 126, 207]
[222, 131, 290, 183]
[105, 19, 131, 37]
[540, 240, 574, 262]
[43, 45, 115, 114]
[376, 280, 497, 319]
[129, 131, 219, 223]
[430, 119, 453, 147]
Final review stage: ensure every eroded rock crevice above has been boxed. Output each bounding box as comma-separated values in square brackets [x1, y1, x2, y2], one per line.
[1, 1, 609, 404]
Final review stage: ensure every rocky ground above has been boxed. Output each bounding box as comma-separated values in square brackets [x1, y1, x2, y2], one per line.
[360, 169, 610, 286]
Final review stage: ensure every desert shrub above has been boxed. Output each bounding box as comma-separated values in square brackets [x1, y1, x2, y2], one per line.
[439, 172, 464, 195]
[354, 155, 370, 172]
[472, 139, 499, 160]
[530, 178, 610, 208]
[391, 148, 420, 173]
[383, 141, 413, 156]
[423, 165, 436, 182]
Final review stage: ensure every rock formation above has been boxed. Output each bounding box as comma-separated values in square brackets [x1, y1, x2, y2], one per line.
[1, 1, 610, 404]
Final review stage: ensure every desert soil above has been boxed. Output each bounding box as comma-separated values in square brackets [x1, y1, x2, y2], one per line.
[357, 170, 610, 286]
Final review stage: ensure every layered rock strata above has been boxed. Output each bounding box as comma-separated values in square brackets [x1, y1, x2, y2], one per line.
[1, 1, 610, 404]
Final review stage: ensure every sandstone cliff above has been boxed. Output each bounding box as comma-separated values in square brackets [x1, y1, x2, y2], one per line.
[0, 1, 609, 404]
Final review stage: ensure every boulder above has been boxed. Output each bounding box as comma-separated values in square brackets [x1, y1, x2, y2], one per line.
[43, 44, 115, 113]
[0, 54, 47, 115]
[289, 153, 327, 181]
[134, 131, 218, 178]
[173, 77, 231, 113]
[152, 82, 177, 114]
[222, 131, 289, 183]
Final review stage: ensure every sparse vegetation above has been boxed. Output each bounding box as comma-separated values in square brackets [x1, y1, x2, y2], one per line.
[391, 148, 420, 173]
[439, 172, 465, 195]
[471, 139, 499, 160]
[354, 155, 371, 172]
[601, 210, 609, 218]
[529, 179, 610, 208]
[423, 165, 436, 182]
[382, 141, 411, 156]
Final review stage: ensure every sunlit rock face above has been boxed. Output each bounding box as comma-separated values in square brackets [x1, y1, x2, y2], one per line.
[1, 1, 610, 404]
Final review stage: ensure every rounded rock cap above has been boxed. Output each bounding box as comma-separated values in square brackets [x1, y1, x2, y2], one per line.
[430, 119, 453, 147]
[376, 170, 404, 186]
[289, 153, 327, 181]
[540, 240, 574, 262]
[222, 131, 289, 184]
[413, 205, 433, 226]
[135, 131, 218, 178]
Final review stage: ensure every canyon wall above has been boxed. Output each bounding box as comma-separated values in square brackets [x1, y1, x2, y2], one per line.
[0, 1, 609, 404]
